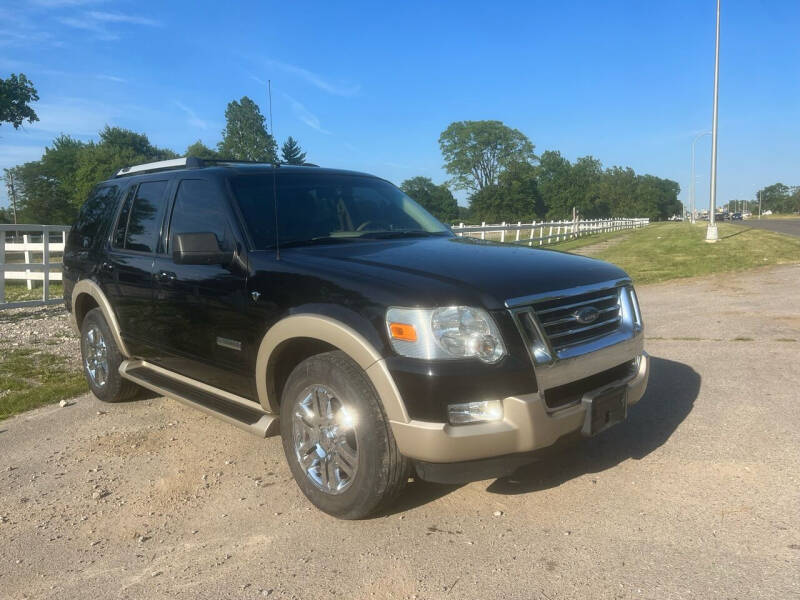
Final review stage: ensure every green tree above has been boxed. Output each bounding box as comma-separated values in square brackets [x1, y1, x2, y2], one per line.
[0, 206, 14, 224]
[438, 120, 535, 193]
[400, 176, 459, 223]
[0, 73, 39, 129]
[8, 127, 176, 223]
[281, 136, 307, 165]
[536, 150, 574, 219]
[186, 140, 221, 159]
[468, 161, 542, 223]
[217, 97, 277, 162]
[757, 183, 799, 214]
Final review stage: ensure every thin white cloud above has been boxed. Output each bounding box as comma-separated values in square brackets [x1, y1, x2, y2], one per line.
[283, 94, 331, 135]
[87, 11, 161, 27]
[174, 101, 208, 130]
[266, 59, 360, 97]
[249, 75, 266, 86]
[58, 16, 119, 40]
[31, 0, 104, 6]
[96, 74, 126, 83]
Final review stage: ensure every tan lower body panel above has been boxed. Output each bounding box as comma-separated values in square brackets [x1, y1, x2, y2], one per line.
[390, 352, 650, 463]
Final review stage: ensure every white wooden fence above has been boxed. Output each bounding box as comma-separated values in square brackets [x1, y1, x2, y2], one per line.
[0, 225, 71, 309]
[451, 217, 649, 246]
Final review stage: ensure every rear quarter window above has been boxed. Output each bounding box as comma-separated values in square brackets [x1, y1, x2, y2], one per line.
[72, 184, 121, 248]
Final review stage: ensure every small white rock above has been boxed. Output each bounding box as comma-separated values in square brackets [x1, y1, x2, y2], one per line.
[59, 400, 68, 408]
[493, 510, 504, 517]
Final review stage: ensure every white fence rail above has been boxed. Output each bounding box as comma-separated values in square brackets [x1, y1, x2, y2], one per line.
[451, 217, 649, 246]
[1, 225, 71, 309]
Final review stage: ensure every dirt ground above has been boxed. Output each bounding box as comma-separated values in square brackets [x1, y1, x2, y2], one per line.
[1, 265, 799, 599]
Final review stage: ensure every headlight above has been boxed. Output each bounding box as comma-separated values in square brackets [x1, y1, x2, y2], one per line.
[386, 306, 506, 363]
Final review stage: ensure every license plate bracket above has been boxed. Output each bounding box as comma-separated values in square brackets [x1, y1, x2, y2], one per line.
[581, 385, 627, 436]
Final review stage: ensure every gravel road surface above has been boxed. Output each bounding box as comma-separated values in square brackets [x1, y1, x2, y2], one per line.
[739, 217, 800, 237]
[2, 265, 799, 599]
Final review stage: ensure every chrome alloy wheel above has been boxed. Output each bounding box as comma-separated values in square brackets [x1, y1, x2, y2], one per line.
[292, 385, 358, 495]
[83, 325, 109, 387]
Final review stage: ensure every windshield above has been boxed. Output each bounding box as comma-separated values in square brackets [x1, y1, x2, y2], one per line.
[230, 172, 451, 249]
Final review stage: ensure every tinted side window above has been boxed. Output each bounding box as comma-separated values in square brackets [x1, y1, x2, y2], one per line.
[112, 187, 135, 248]
[229, 176, 275, 248]
[124, 180, 169, 253]
[169, 179, 231, 251]
[74, 184, 120, 247]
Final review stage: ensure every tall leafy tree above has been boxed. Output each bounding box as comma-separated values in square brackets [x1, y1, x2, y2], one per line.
[281, 136, 307, 164]
[438, 120, 535, 193]
[186, 140, 221, 159]
[8, 127, 176, 223]
[217, 97, 277, 162]
[0, 73, 39, 129]
[468, 161, 543, 223]
[756, 183, 799, 214]
[400, 176, 458, 223]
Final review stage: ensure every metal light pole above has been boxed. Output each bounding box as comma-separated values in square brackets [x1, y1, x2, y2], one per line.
[690, 131, 711, 224]
[706, 0, 721, 242]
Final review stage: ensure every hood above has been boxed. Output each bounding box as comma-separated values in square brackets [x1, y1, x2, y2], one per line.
[279, 236, 629, 309]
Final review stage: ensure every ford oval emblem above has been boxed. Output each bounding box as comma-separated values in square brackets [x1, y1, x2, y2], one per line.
[574, 306, 600, 324]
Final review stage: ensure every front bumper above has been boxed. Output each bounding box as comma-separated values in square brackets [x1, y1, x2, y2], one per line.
[390, 351, 649, 464]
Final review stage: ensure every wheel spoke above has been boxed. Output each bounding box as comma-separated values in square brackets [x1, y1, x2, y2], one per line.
[333, 452, 355, 478]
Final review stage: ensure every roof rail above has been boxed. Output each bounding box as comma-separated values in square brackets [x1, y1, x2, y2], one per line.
[114, 157, 320, 178]
[115, 157, 203, 177]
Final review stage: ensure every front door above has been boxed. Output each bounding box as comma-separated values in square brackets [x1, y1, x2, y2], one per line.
[151, 177, 253, 398]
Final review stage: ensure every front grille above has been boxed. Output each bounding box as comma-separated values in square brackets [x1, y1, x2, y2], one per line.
[530, 286, 622, 352]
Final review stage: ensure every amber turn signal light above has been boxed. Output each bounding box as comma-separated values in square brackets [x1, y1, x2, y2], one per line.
[389, 322, 417, 342]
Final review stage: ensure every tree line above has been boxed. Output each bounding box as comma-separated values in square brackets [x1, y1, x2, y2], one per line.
[1, 75, 308, 224]
[399, 120, 683, 224]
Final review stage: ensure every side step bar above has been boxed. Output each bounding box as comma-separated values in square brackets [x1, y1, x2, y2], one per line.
[119, 360, 280, 438]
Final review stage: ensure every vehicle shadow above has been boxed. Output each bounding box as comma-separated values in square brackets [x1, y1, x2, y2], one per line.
[486, 356, 699, 495]
[383, 356, 699, 513]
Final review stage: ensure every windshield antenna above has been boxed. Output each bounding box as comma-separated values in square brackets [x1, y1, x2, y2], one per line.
[269, 79, 280, 260]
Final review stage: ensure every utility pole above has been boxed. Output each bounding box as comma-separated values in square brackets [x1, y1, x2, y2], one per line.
[4, 171, 19, 226]
[759, 190, 762, 219]
[706, 0, 721, 243]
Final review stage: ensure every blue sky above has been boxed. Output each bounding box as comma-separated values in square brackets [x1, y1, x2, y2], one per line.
[1, 0, 798, 212]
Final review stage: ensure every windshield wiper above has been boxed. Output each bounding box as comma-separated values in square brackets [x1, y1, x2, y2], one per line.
[280, 236, 365, 248]
[359, 230, 442, 239]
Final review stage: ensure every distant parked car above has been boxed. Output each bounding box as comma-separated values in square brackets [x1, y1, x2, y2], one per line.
[731, 212, 743, 221]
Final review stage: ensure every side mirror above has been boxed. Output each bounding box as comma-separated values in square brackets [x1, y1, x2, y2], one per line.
[172, 232, 233, 265]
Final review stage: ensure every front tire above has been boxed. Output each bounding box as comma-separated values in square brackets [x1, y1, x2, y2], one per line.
[80, 307, 140, 403]
[280, 351, 409, 519]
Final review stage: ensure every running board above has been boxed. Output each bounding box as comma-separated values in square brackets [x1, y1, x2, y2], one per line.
[119, 360, 279, 438]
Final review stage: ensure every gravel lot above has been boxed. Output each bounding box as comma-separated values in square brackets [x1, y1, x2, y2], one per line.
[1, 265, 799, 599]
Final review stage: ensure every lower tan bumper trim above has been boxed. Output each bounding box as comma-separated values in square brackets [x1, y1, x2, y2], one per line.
[390, 352, 650, 463]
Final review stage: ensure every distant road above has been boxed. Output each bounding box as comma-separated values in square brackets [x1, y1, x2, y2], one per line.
[741, 218, 800, 238]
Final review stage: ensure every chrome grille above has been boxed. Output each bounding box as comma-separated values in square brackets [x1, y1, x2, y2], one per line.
[532, 287, 622, 352]
[507, 281, 639, 366]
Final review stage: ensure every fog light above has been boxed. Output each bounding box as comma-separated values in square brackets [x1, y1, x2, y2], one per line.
[447, 400, 503, 425]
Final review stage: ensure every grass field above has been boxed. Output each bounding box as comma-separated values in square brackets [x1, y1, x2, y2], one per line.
[0, 348, 87, 421]
[552, 221, 800, 284]
[2, 281, 64, 303]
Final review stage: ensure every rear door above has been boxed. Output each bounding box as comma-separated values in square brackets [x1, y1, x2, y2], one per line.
[150, 177, 253, 398]
[99, 179, 170, 356]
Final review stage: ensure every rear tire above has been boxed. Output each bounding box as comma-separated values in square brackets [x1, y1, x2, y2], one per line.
[80, 307, 140, 403]
[280, 350, 409, 519]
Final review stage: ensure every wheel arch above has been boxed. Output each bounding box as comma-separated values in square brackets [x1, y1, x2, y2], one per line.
[70, 279, 130, 358]
[256, 314, 409, 424]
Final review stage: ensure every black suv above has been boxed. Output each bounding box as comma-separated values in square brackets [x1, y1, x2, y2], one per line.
[64, 157, 649, 519]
